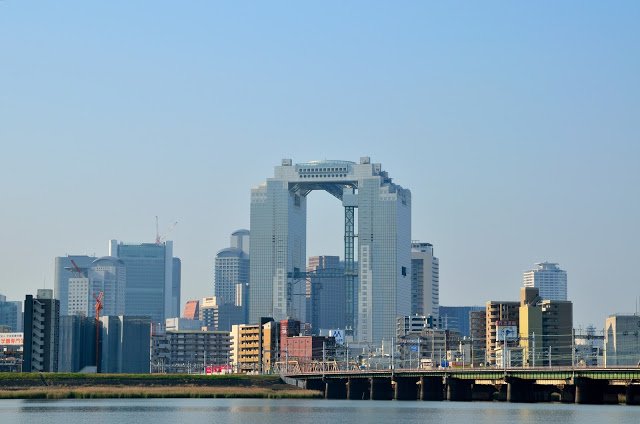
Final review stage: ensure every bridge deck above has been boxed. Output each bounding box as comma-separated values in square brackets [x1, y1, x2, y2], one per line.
[285, 367, 640, 382]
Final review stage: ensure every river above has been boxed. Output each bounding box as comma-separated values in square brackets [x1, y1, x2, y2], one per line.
[0, 398, 638, 423]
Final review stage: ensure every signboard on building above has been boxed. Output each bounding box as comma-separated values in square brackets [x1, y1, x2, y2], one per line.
[329, 329, 344, 345]
[496, 321, 518, 341]
[0, 333, 23, 346]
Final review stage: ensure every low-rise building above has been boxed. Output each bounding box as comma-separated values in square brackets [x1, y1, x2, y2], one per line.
[230, 319, 277, 373]
[151, 328, 231, 373]
[604, 314, 640, 366]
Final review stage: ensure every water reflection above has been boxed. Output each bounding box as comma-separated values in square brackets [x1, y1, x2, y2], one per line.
[0, 399, 637, 424]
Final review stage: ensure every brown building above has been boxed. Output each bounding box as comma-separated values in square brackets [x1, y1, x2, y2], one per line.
[284, 335, 336, 364]
[469, 309, 486, 366]
[182, 300, 200, 320]
[485, 300, 520, 365]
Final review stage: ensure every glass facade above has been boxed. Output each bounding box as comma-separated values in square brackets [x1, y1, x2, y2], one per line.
[249, 158, 411, 344]
[109, 240, 179, 324]
[523, 262, 568, 301]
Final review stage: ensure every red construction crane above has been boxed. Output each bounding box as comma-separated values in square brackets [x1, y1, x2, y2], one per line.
[94, 291, 104, 372]
[70, 259, 85, 278]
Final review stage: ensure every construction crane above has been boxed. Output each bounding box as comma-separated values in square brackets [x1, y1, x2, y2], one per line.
[155, 216, 178, 245]
[70, 259, 85, 278]
[94, 291, 104, 372]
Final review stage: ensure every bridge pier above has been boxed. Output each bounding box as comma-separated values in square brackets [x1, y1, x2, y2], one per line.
[574, 377, 607, 404]
[305, 378, 326, 393]
[625, 384, 640, 406]
[324, 379, 347, 399]
[369, 377, 393, 400]
[419, 376, 444, 401]
[393, 377, 418, 400]
[506, 377, 534, 403]
[347, 378, 370, 400]
[446, 377, 472, 402]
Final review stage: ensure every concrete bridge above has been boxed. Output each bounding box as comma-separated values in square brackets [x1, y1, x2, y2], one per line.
[283, 367, 640, 405]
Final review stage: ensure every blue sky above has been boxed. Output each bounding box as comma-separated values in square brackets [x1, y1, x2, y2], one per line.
[1, 1, 639, 328]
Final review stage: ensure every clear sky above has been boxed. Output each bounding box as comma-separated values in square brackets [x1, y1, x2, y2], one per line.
[1, 1, 639, 329]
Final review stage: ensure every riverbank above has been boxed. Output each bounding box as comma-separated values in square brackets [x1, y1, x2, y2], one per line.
[0, 373, 323, 399]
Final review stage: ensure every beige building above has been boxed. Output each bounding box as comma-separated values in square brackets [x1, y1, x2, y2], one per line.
[604, 314, 640, 366]
[519, 287, 573, 366]
[230, 320, 277, 373]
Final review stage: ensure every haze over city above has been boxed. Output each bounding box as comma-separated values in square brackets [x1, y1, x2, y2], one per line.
[1, 1, 639, 329]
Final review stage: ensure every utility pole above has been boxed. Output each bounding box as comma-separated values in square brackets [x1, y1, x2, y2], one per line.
[322, 341, 326, 377]
[345, 343, 349, 371]
[532, 332, 536, 368]
[502, 330, 507, 370]
[571, 328, 576, 367]
[391, 337, 395, 376]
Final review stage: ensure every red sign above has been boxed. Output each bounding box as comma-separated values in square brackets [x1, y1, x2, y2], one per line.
[0, 333, 23, 346]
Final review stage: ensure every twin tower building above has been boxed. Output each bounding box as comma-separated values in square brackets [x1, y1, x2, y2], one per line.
[249, 157, 413, 344]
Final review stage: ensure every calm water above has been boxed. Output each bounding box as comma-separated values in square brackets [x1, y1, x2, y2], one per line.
[0, 398, 638, 424]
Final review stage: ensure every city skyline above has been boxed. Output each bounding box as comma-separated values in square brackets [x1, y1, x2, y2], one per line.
[2, 2, 640, 329]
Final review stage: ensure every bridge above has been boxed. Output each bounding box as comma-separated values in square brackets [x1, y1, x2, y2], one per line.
[282, 367, 640, 405]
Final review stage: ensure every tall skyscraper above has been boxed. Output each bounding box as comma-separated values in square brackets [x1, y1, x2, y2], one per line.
[23, 289, 60, 372]
[411, 242, 439, 320]
[66, 257, 126, 317]
[523, 262, 567, 301]
[109, 240, 180, 324]
[249, 158, 411, 344]
[54, 255, 97, 316]
[214, 230, 250, 306]
[307, 255, 346, 331]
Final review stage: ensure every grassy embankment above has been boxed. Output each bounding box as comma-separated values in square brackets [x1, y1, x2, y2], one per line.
[0, 373, 322, 399]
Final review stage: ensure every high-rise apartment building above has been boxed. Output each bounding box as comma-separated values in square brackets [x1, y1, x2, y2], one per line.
[604, 314, 640, 366]
[307, 255, 346, 331]
[411, 242, 439, 320]
[250, 158, 411, 344]
[214, 230, 250, 307]
[230, 320, 277, 373]
[523, 262, 567, 301]
[23, 289, 60, 372]
[109, 240, 180, 324]
[485, 300, 520, 365]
